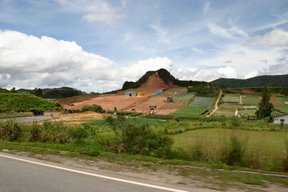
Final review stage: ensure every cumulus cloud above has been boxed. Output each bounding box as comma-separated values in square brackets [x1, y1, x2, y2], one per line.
[0, 30, 173, 92]
[252, 29, 288, 46]
[174, 66, 237, 82]
[117, 57, 173, 81]
[245, 57, 288, 78]
[0, 30, 113, 90]
[55, 0, 122, 23]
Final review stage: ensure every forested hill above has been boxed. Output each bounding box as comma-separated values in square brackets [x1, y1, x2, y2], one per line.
[212, 74, 288, 88]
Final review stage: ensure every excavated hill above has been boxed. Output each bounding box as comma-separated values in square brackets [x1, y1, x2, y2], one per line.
[122, 68, 176, 91]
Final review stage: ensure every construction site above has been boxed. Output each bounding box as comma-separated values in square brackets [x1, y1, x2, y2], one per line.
[63, 72, 188, 115]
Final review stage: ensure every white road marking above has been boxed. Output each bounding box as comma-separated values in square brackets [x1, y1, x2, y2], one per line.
[0, 153, 188, 192]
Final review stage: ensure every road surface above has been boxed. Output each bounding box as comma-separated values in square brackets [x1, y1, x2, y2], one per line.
[0, 154, 189, 192]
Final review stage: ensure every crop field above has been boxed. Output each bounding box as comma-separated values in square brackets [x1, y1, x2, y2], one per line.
[242, 95, 260, 105]
[214, 103, 238, 117]
[173, 92, 194, 102]
[174, 96, 212, 116]
[274, 96, 288, 113]
[222, 94, 239, 103]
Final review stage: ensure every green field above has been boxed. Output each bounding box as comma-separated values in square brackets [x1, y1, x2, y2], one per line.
[174, 96, 212, 116]
[242, 95, 260, 105]
[173, 128, 288, 169]
[222, 94, 239, 103]
[215, 103, 238, 117]
[173, 92, 194, 102]
[0, 93, 60, 112]
[275, 96, 288, 113]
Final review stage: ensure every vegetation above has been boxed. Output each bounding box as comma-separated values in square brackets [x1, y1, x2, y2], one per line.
[256, 88, 274, 119]
[212, 74, 288, 88]
[0, 93, 60, 114]
[19, 87, 84, 99]
[81, 105, 105, 113]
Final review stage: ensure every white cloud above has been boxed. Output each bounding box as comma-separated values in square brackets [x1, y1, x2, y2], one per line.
[118, 57, 173, 81]
[0, 30, 113, 90]
[55, 0, 121, 23]
[174, 66, 237, 82]
[208, 23, 247, 39]
[252, 29, 288, 46]
[0, 30, 173, 92]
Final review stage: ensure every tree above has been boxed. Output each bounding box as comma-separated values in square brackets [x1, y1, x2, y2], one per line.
[256, 88, 273, 119]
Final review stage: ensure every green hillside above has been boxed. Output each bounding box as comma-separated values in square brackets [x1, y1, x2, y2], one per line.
[18, 87, 84, 99]
[0, 93, 60, 112]
[212, 74, 288, 88]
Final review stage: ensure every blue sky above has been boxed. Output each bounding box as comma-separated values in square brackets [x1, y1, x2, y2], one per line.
[0, 0, 288, 92]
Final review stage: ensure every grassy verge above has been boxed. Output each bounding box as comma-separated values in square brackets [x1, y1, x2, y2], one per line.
[1, 142, 288, 188]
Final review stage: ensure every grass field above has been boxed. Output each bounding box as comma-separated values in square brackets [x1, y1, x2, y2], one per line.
[172, 128, 288, 170]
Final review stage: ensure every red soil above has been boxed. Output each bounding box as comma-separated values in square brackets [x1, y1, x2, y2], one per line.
[63, 73, 187, 115]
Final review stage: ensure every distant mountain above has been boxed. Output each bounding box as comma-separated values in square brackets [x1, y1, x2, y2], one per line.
[212, 74, 288, 88]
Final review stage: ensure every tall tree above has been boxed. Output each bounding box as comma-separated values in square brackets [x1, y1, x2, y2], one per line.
[256, 88, 274, 119]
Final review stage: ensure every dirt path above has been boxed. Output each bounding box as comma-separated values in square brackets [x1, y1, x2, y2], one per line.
[239, 95, 243, 104]
[207, 90, 223, 117]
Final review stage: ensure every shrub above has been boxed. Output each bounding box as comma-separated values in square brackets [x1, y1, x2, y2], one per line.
[82, 105, 105, 113]
[41, 122, 70, 144]
[30, 123, 42, 142]
[221, 136, 247, 166]
[106, 117, 173, 158]
[0, 121, 22, 141]
[69, 126, 89, 144]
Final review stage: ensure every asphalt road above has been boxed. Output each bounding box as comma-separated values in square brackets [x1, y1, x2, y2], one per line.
[0, 154, 189, 192]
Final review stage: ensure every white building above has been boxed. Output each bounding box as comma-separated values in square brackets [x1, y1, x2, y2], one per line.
[273, 114, 288, 124]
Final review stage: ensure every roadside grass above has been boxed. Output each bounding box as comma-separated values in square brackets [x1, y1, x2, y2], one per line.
[1, 142, 288, 188]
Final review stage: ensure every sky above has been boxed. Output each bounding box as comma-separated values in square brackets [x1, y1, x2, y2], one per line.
[0, 0, 288, 92]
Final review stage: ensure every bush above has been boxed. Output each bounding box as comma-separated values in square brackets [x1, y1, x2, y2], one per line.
[41, 122, 71, 144]
[69, 126, 89, 144]
[0, 121, 22, 141]
[106, 117, 173, 158]
[30, 123, 42, 142]
[221, 136, 247, 166]
[82, 105, 105, 113]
